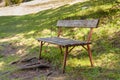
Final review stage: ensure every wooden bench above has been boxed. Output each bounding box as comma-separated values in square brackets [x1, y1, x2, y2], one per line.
[37, 19, 99, 73]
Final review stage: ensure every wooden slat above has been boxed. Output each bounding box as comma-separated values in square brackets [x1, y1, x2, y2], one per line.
[57, 19, 99, 28]
[37, 37, 91, 46]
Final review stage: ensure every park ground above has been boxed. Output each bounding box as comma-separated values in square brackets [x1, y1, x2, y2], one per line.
[0, 0, 120, 80]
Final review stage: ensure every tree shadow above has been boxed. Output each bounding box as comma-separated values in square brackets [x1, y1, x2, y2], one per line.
[0, 0, 119, 38]
[0, 1, 120, 79]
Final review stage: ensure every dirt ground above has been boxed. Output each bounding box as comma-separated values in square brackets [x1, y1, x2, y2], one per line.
[0, 0, 86, 16]
[0, 42, 64, 79]
[8, 57, 66, 80]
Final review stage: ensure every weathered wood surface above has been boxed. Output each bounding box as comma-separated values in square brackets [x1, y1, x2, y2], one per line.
[37, 37, 91, 46]
[20, 62, 50, 70]
[57, 19, 99, 28]
[10, 57, 50, 70]
[10, 57, 37, 65]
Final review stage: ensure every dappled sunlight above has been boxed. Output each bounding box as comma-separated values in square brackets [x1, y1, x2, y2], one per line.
[16, 49, 27, 57]
[0, 0, 120, 79]
[93, 27, 120, 41]
[0, 36, 19, 43]
[0, 33, 31, 57]
[0, 55, 20, 73]
[75, 4, 116, 19]
[0, 33, 24, 42]
[67, 58, 90, 67]
[27, 30, 35, 35]
[41, 29, 51, 37]
[0, 61, 5, 70]
[48, 76, 66, 80]
[16, 24, 24, 28]
[95, 52, 119, 69]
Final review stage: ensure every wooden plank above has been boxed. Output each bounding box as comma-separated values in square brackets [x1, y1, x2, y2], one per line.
[10, 57, 37, 65]
[57, 19, 99, 28]
[37, 37, 91, 46]
[20, 62, 50, 70]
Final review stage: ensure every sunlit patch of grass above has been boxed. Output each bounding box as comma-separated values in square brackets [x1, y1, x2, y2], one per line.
[0, 61, 5, 70]
[67, 58, 90, 67]
[0, 0, 120, 79]
[95, 52, 120, 69]
[0, 55, 19, 72]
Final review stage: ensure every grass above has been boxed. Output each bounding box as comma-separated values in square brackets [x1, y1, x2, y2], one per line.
[0, 0, 120, 80]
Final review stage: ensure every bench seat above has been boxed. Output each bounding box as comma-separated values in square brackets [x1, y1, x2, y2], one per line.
[37, 37, 91, 47]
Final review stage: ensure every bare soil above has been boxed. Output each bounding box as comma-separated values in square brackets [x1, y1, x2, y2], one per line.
[7, 57, 66, 80]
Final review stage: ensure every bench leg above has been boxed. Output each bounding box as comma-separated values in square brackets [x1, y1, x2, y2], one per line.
[87, 44, 93, 67]
[39, 41, 43, 59]
[63, 46, 68, 73]
[59, 46, 63, 54]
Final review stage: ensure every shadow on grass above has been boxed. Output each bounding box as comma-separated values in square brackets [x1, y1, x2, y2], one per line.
[0, 0, 120, 79]
[0, 0, 119, 38]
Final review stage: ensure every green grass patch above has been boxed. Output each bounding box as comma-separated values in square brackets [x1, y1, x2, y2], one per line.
[0, 0, 120, 79]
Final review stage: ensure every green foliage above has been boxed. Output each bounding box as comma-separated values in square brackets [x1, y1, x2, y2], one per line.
[11, 0, 23, 4]
[5, 0, 32, 6]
